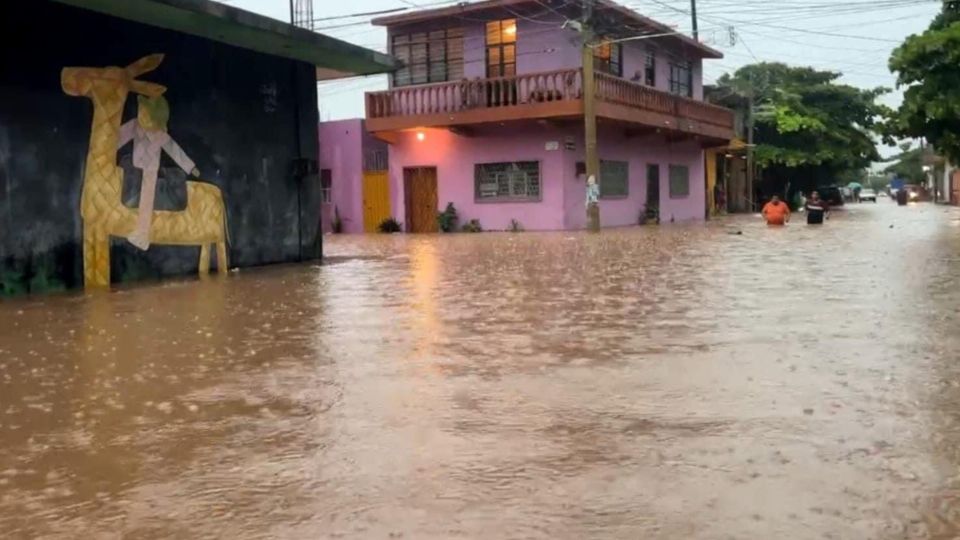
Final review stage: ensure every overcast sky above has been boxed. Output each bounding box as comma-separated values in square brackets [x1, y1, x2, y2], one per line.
[225, 0, 940, 155]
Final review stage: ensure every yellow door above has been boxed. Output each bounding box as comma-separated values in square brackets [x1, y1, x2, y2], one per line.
[705, 149, 718, 218]
[362, 171, 391, 233]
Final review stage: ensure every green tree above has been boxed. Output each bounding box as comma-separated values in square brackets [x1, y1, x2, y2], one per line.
[709, 63, 890, 199]
[881, 143, 927, 183]
[888, 1, 960, 162]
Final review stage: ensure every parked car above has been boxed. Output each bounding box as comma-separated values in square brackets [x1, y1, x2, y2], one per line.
[815, 185, 845, 207]
[859, 188, 877, 202]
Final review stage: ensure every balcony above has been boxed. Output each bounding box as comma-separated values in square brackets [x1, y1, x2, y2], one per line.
[365, 69, 734, 142]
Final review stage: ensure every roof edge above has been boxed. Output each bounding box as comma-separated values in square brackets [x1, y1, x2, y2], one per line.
[371, 0, 721, 59]
[53, 0, 397, 77]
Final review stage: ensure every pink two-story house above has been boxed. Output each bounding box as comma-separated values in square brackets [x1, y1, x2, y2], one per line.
[363, 0, 734, 232]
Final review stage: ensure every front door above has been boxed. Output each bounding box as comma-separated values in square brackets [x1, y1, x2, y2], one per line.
[362, 171, 391, 233]
[404, 167, 438, 233]
[646, 164, 660, 221]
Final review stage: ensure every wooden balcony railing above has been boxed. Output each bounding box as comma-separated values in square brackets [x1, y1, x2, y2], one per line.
[366, 69, 583, 119]
[594, 72, 734, 130]
[366, 69, 734, 135]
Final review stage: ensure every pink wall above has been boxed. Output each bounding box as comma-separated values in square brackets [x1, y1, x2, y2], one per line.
[621, 41, 704, 99]
[318, 119, 364, 234]
[516, 16, 581, 74]
[387, 123, 705, 231]
[562, 127, 706, 228]
[388, 125, 568, 231]
[463, 22, 486, 79]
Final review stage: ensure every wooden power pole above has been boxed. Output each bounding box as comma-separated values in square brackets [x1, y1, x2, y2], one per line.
[746, 91, 755, 212]
[690, 0, 699, 40]
[582, 0, 600, 231]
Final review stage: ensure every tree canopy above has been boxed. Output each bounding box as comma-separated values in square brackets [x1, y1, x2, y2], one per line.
[881, 143, 928, 184]
[888, 1, 960, 162]
[709, 63, 890, 171]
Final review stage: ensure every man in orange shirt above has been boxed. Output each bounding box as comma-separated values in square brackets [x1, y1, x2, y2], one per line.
[762, 195, 791, 225]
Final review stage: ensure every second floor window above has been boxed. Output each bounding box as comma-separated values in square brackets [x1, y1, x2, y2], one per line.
[645, 49, 656, 86]
[669, 61, 693, 98]
[594, 41, 622, 77]
[486, 19, 517, 78]
[392, 28, 464, 87]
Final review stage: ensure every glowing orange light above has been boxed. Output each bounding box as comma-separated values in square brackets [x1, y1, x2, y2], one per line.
[416, 131, 426, 142]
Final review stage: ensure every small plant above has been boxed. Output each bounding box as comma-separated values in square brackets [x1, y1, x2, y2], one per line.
[0, 264, 27, 297]
[332, 205, 344, 234]
[378, 217, 403, 233]
[461, 219, 483, 233]
[639, 205, 660, 225]
[437, 202, 459, 232]
[508, 219, 524, 232]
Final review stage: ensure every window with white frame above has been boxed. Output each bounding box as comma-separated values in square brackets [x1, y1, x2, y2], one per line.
[669, 164, 690, 198]
[475, 161, 540, 202]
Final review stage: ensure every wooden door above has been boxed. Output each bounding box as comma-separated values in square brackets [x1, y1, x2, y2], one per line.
[404, 167, 438, 233]
[362, 171, 391, 233]
[646, 164, 660, 210]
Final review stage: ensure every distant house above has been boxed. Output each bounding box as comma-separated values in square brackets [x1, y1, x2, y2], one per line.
[0, 0, 393, 293]
[318, 119, 390, 233]
[360, 0, 734, 232]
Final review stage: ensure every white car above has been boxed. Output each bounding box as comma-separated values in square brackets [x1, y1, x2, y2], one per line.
[860, 188, 877, 202]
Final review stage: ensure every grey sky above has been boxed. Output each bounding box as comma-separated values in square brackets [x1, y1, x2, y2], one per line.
[226, 0, 940, 155]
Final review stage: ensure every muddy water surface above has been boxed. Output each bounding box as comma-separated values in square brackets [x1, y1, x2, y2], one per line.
[2, 203, 960, 539]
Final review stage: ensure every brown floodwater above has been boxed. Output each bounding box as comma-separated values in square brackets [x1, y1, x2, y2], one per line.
[2, 202, 960, 539]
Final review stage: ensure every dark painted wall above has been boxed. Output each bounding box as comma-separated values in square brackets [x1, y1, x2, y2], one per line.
[0, 0, 322, 294]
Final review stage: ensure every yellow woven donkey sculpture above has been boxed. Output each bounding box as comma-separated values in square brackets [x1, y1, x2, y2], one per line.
[62, 54, 228, 289]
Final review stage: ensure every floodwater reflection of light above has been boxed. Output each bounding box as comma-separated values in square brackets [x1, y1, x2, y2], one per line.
[409, 241, 440, 362]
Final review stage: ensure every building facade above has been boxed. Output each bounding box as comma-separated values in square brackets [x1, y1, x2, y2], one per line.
[318, 119, 390, 233]
[0, 0, 392, 294]
[364, 0, 734, 232]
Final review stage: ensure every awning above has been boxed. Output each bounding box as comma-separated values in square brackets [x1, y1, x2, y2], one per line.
[52, 0, 396, 80]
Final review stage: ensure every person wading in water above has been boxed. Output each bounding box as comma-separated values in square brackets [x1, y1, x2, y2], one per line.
[762, 194, 791, 225]
[805, 190, 829, 225]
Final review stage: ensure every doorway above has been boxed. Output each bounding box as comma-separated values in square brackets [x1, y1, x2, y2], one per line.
[646, 163, 660, 222]
[362, 170, 391, 233]
[403, 167, 439, 233]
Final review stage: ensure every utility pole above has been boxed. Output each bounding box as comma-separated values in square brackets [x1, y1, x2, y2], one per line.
[690, 0, 699, 40]
[582, 0, 601, 231]
[745, 90, 755, 212]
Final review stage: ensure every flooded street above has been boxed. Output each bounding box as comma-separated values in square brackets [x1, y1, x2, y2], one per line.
[4, 202, 960, 539]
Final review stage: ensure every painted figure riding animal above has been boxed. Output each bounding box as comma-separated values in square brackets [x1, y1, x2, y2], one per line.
[62, 54, 228, 289]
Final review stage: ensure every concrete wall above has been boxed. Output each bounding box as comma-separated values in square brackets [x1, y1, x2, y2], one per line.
[0, 0, 321, 294]
[516, 16, 581, 74]
[319, 119, 364, 234]
[388, 125, 569, 231]
[621, 41, 704, 99]
[387, 123, 705, 231]
[318, 119, 389, 234]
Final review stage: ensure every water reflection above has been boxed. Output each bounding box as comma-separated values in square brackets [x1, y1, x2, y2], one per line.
[2, 203, 960, 538]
